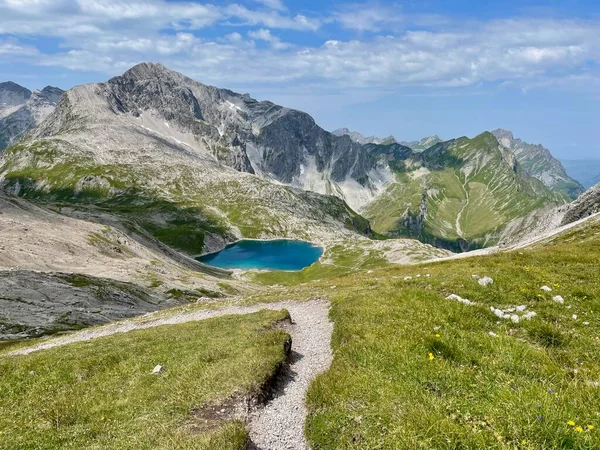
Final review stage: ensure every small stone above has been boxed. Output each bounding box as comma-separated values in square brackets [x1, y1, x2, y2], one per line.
[152, 365, 164, 374]
[472, 274, 480, 280]
[552, 295, 565, 304]
[478, 276, 494, 287]
[583, 321, 590, 326]
[572, 314, 578, 320]
[404, 276, 412, 281]
[541, 286, 552, 292]
[489, 331, 497, 337]
[510, 315, 520, 323]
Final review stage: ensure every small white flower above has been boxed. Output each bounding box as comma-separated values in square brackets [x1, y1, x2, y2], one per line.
[416, 274, 421, 278]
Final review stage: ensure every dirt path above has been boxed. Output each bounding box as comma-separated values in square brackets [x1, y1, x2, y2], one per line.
[248, 300, 333, 450]
[6, 299, 334, 450]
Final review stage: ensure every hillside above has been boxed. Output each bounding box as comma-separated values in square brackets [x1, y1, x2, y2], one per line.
[363, 132, 566, 250]
[0, 64, 375, 258]
[492, 129, 583, 199]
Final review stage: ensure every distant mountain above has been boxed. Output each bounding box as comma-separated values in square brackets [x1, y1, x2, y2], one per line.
[0, 63, 372, 256]
[399, 135, 443, 152]
[332, 128, 396, 145]
[363, 132, 565, 251]
[0, 84, 64, 151]
[0, 81, 32, 109]
[0, 63, 565, 253]
[561, 159, 600, 189]
[492, 129, 583, 200]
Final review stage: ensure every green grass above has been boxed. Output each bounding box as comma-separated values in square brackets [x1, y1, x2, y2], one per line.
[304, 217, 600, 449]
[0, 310, 291, 449]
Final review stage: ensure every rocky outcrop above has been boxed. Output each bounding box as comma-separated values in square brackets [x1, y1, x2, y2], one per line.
[0, 270, 169, 339]
[560, 183, 600, 225]
[492, 129, 583, 199]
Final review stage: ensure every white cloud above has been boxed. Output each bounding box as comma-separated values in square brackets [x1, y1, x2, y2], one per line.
[332, 2, 403, 32]
[248, 28, 290, 49]
[1, 1, 599, 96]
[251, 0, 286, 12]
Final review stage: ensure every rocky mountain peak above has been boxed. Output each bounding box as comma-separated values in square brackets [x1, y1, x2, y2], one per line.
[0, 81, 32, 108]
[491, 129, 583, 199]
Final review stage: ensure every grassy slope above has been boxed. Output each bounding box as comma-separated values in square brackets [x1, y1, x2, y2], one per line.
[0, 141, 370, 256]
[0, 310, 290, 450]
[301, 216, 600, 449]
[364, 133, 565, 249]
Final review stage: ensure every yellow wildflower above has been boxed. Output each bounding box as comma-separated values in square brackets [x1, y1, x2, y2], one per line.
[587, 425, 595, 431]
[575, 426, 584, 433]
[428, 353, 435, 361]
[567, 420, 576, 426]
[435, 334, 441, 338]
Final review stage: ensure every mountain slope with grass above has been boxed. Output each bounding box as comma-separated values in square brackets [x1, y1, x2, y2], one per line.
[362, 132, 566, 250]
[0, 64, 375, 258]
[492, 129, 583, 200]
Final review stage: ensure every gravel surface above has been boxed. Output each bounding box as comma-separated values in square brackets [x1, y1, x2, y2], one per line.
[5, 299, 333, 449]
[248, 299, 333, 450]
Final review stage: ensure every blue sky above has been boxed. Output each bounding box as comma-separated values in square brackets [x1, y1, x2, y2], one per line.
[1, 0, 599, 158]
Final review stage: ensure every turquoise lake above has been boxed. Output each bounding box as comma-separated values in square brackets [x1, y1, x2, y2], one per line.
[198, 239, 323, 271]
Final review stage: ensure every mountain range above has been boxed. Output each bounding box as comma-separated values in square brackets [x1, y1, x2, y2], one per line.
[0, 63, 590, 255]
[0, 82, 64, 151]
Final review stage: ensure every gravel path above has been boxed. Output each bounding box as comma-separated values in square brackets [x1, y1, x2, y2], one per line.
[248, 299, 333, 450]
[5, 299, 333, 450]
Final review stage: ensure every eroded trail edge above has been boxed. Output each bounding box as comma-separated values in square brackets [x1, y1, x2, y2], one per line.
[248, 300, 333, 450]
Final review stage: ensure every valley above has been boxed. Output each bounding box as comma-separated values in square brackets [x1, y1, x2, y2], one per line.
[1, 63, 599, 449]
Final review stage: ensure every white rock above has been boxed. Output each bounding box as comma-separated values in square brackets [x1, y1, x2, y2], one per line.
[516, 305, 527, 312]
[489, 331, 497, 337]
[472, 274, 480, 280]
[522, 311, 537, 320]
[416, 274, 421, 278]
[426, 274, 431, 278]
[552, 295, 565, 304]
[152, 364, 164, 374]
[404, 276, 412, 281]
[446, 294, 473, 305]
[478, 276, 494, 287]
[510, 315, 520, 323]
[367, 270, 373, 274]
[583, 322, 590, 326]
[572, 314, 578, 320]
[541, 286, 552, 292]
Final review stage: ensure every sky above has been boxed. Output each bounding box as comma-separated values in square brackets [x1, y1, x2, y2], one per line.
[1, 0, 599, 158]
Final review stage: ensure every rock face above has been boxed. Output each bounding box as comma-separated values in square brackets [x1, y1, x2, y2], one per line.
[0, 84, 64, 151]
[0, 81, 32, 108]
[560, 183, 600, 225]
[492, 129, 583, 200]
[0, 270, 169, 339]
